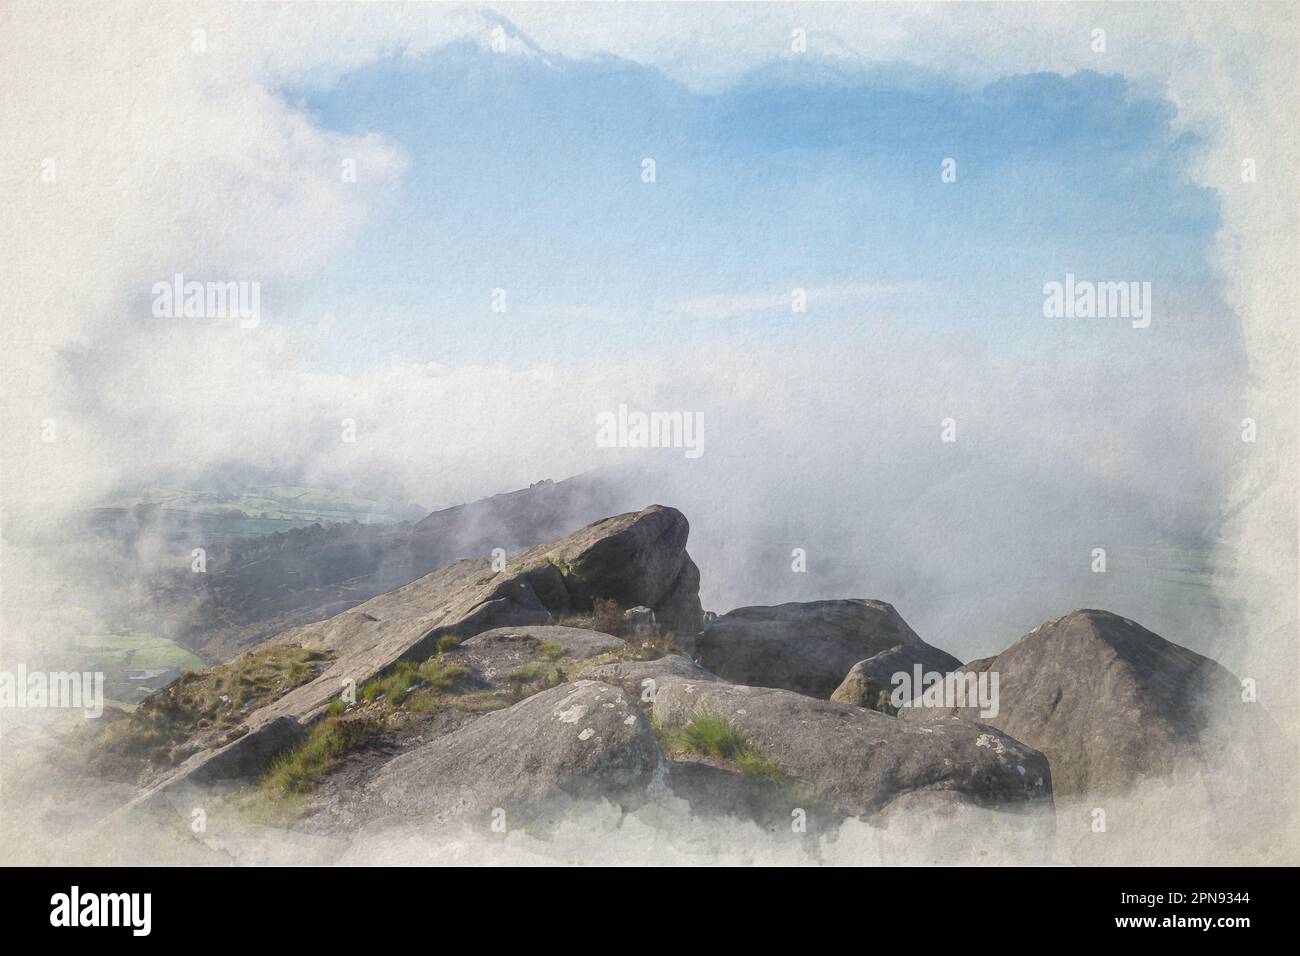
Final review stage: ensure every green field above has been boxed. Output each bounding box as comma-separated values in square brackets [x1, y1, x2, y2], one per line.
[74, 632, 205, 674]
[102, 484, 411, 525]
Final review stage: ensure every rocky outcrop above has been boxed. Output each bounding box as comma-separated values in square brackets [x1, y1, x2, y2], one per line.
[515, 505, 697, 620]
[126, 506, 699, 805]
[365, 681, 662, 826]
[897, 609, 1253, 798]
[651, 680, 1052, 816]
[694, 599, 954, 698]
[831, 643, 963, 714]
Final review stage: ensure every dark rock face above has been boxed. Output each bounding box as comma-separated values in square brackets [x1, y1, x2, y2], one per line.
[653, 554, 704, 637]
[185, 716, 305, 787]
[664, 760, 845, 840]
[694, 599, 949, 698]
[898, 609, 1251, 798]
[831, 643, 963, 714]
[366, 681, 663, 826]
[651, 680, 1053, 817]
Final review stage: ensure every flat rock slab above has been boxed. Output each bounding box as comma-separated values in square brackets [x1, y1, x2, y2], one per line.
[584, 654, 721, 699]
[458, 625, 627, 691]
[695, 599, 956, 698]
[365, 680, 663, 827]
[652, 680, 1052, 817]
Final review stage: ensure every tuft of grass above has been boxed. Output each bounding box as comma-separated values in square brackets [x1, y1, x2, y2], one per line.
[90, 645, 332, 780]
[434, 635, 461, 654]
[505, 659, 566, 699]
[556, 597, 627, 637]
[539, 640, 567, 661]
[262, 652, 473, 799]
[660, 712, 786, 785]
[358, 655, 471, 710]
[263, 715, 376, 795]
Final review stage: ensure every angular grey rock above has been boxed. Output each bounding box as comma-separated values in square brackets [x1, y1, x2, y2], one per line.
[695, 599, 953, 698]
[652, 680, 1052, 816]
[831, 642, 963, 714]
[519, 504, 690, 612]
[366, 680, 662, 825]
[462, 625, 626, 661]
[898, 609, 1256, 798]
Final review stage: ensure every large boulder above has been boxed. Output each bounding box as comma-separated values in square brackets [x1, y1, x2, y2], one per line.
[831, 643, 964, 714]
[518, 505, 693, 614]
[694, 599, 957, 698]
[897, 609, 1257, 798]
[651, 680, 1052, 817]
[126, 506, 699, 807]
[365, 680, 663, 826]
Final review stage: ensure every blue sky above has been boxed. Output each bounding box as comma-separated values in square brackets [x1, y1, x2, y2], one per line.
[276, 35, 1231, 372]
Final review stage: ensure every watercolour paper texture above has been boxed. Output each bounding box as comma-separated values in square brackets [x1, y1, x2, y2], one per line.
[0, 2, 1296, 866]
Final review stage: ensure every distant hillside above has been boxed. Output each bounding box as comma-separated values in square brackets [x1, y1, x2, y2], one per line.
[131, 470, 647, 662]
[84, 484, 419, 549]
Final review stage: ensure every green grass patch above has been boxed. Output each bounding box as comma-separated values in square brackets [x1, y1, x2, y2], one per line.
[262, 715, 377, 795]
[358, 655, 471, 710]
[75, 632, 205, 672]
[91, 645, 332, 780]
[659, 712, 786, 785]
[260, 652, 475, 799]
